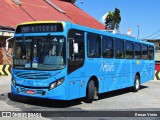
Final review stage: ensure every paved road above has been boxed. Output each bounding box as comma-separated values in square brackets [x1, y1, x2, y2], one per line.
[0, 76, 160, 120]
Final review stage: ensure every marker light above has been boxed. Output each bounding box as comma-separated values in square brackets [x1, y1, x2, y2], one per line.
[49, 77, 64, 90]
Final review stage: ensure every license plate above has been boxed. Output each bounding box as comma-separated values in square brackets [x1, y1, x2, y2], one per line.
[26, 90, 35, 94]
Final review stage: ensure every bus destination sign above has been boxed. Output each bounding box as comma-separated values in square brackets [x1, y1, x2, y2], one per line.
[16, 23, 63, 33]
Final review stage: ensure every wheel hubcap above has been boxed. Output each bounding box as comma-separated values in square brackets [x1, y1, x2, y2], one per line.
[135, 79, 139, 89]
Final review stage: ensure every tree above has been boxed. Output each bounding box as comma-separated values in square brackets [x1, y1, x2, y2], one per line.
[67, 0, 76, 3]
[71, 0, 76, 3]
[105, 11, 113, 30]
[105, 8, 121, 31]
[112, 8, 121, 30]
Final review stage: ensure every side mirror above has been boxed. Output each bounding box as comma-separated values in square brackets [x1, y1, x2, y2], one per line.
[5, 37, 14, 58]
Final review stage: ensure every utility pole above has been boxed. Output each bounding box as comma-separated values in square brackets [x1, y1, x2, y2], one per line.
[137, 25, 140, 39]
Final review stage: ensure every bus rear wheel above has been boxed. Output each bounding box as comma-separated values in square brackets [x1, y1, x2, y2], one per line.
[132, 75, 140, 92]
[85, 80, 95, 103]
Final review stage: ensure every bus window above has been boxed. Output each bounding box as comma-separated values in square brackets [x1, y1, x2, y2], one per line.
[134, 43, 141, 59]
[15, 38, 32, 59]
[142, 44, 148, 60]
[102, 36, 114, 58]
[115, 39, 124, 59]
[126, 41, 134, 59]
[68, 29, 84, 74]
[149, 46, 154, 60]
[14, 36, 66, 70]
[87, 33, 101, 58]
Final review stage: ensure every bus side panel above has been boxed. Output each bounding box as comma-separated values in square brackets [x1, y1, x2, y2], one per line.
[67, 67, 83, 100]
[99, 59, 116, 92]
[85, 58, 105, 93]
[68, 79, 80, 100]
[141, 60, 147, 83]
[113, 59, 131, 89]
[103, 75, 114, 92]
[149, 60, 155, 81]
[132, 60, 141, 85]
[132, 59, 155, 85]
[141, 60, 155, 84]
[103, 59, 135, 92]
[67, 65, 93, 100]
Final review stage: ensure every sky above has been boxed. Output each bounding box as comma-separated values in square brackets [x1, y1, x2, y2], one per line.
[75, 0, 160, 40]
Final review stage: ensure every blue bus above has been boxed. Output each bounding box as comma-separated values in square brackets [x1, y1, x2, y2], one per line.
[8, 21, 155, 103]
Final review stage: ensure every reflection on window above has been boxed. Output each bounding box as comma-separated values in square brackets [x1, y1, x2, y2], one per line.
[134, 43, 141, 59]
[13, 36, 65, 70]
[142, 44, 148, 60]
[102, 36, 114, 58]
[115, 39, 124, 59]
[149, 46, 154, 60]
[87, 33, 101, 58]
[126, 41, 134, 59]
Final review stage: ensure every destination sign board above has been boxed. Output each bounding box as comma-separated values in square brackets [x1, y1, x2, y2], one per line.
[16, 23, 63, 33]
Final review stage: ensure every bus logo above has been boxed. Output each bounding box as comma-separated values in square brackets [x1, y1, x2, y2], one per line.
[100, 60, 115, 73]
[136, 60, 141, 65]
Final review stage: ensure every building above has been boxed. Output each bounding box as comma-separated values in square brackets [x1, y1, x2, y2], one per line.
[145, 39, 160, 62]
[0, 0, 105, 65]
[145, 39, 160, 50]
[0, 0, 105, 75]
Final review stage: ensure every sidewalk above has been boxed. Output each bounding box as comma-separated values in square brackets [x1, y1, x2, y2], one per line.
[0, 76, 11, 85]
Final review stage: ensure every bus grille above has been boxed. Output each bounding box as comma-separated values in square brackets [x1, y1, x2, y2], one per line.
[15, 72, 51, 80]
[18, 87, 45, 95]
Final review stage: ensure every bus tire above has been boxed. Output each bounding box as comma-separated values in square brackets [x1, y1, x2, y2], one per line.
[85, 80, 95, 103]
[132, 75, 140, 92]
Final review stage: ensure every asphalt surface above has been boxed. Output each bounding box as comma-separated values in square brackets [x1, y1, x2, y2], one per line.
[0, 76, 160, 120]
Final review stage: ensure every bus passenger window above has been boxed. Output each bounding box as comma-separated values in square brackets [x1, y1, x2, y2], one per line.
[87, 33, 101, 58]
[142, 44, 148, 60]
[149, 46, 154, 60]
[126, 41, 134, 59]
[102, 36, 114, 58]
[134, 43, 141, 59]
[115, 39, 124, 59]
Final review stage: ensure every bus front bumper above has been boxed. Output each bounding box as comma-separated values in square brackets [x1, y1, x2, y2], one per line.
[11, 83, 67, 100]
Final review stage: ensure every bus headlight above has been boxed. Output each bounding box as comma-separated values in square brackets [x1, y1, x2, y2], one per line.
[49, 82, 57, 90]
[11, 78, 16, 87]
[49, 77, 64, 90]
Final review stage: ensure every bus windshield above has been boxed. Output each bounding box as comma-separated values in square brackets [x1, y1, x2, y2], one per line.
[13, 36, 66, 70]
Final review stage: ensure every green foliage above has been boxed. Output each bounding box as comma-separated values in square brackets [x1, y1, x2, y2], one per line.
[105, 11, 114, 29]
[105, 8, 121, 30]
[113, 8, 121, 30]
[71, 0, 76, 3]
[66, 0, 76, 3]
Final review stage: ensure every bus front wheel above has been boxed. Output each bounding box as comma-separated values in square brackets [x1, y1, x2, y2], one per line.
[85, 80, 95, 103]
[132, 75, 140, 92]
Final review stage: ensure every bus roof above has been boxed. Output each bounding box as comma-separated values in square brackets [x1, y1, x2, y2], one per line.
[18, 21, 65, 25]
[70, 22, 155, 46]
